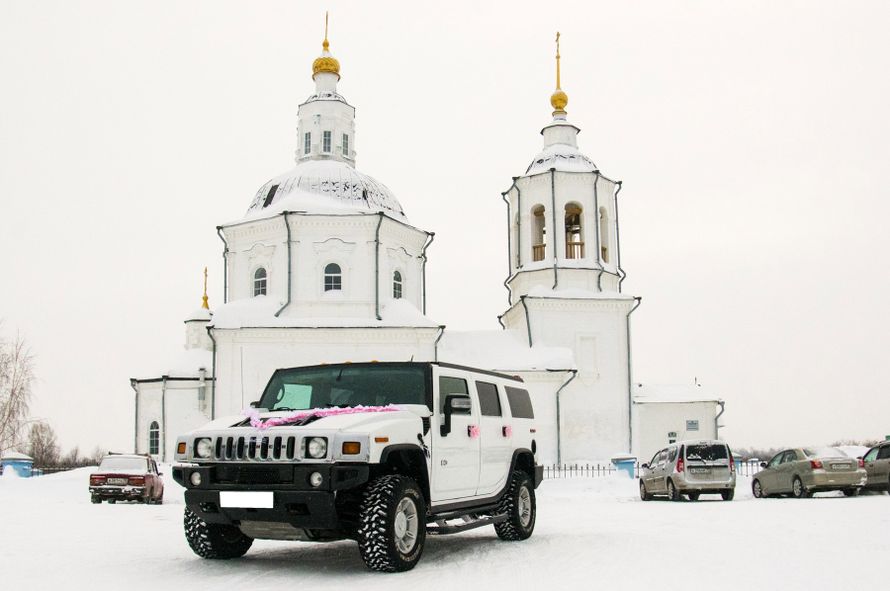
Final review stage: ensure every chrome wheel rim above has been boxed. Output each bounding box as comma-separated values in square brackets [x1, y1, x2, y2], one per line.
[753, 481, 761, 497]
[793, 479, 802, 497]
[517, 486, 532, 527]
[393, 497, 419, 554]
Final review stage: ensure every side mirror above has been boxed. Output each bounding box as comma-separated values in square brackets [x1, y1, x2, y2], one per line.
[641, 463, 649, 470]
[249, 401, 261, 408]
[158, 472, 164, 477]
[440, 394, 471, 437]
[760, 461, 767, 468]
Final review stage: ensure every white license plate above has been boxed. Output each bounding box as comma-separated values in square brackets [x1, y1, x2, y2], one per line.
[107, 478, 128, 485]
[831, 464, 851, 471]
[690, 468, 709, 474]
[219, 491, 274, 509]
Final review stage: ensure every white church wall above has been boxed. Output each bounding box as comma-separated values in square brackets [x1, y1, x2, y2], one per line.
[134, 381, 212, 461]
[632, 401, 719, 462]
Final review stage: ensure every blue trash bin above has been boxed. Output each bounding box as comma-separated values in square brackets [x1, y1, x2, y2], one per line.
[610, 455, 637, 478]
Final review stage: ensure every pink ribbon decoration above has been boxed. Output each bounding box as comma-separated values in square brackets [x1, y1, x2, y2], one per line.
[503, 425, 512, 438]
[243, 405, 401, 430]
[468, 425, 480, 439]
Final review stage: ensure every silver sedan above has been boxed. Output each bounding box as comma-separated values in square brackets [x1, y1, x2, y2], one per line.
[752, 447, 866, 499]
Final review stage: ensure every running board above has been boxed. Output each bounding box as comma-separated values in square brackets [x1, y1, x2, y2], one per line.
[426, 514, 508, 536]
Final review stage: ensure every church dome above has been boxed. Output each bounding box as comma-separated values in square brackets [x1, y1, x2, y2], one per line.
[312, 39, 340, 79]
[526, 140, 597, 175]
[245, 159, 407, 221]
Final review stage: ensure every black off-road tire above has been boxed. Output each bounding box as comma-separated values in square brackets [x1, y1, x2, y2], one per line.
[357, 475, 426, 573]
[667, 480, 681, 502]
[494, 470, 536, 541]
[639, 480, 652, 501]
[721, 489, 735, 501]
[184, 508, 253, 559]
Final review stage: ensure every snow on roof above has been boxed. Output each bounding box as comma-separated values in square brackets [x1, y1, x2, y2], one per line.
[526, 142, 597, 175]
[633, 383, 721, 404]
[438, 330, 575, 372]
[1, 451, 33, 461]
[132, 348, 213, 381]
[525, 286, 637, 301]
[241, 160, 407, 223]
[209, 296, 440, 330]
[184, 307, 212, 322]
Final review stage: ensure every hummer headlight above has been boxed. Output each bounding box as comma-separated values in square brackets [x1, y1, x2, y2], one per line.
[306, 437, 327, 459]
[195, 438, 214, 459]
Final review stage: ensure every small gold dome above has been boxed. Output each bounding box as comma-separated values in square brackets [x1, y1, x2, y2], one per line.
[312, 54, 340, 78]
[551, 89, 568, 112]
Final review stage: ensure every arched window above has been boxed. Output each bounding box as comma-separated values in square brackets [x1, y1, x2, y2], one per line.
[599, 207, 610, 263]
[253, 267, 267, 296]
[148, 421, 159, 455]
[532, 205, 546, 261]
[393, 270, 402, 299]
[324, 263, 342, 292]
[565, 203, 584, 259]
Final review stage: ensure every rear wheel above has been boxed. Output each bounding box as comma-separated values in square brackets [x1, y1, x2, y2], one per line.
[357, 475, 426, 572]
[639, 480, 652, 501]
[184, 509, 253, 559]
[667, 480, 681, 502]
[495, 470, 536, 541]
[791, 476, 811, 499]
[721, 489, 735, 501]
[752, 479, 763, 498]
[90, 496, 101, 504]
[842, 488, 860, 497]
[687, 492, 700, 501]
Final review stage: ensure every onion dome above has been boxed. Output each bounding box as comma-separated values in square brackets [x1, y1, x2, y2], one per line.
[312, 14, 340, 79]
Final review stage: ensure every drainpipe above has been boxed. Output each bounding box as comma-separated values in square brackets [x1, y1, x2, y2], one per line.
[274, 212, 292, 317]
[130, 379, 139, 453]
[198, 367, 207, 411]
[374, 213, 384, 321]
[207, 326, 217, 420]
[555, 369, 578, 466]
[614, 181, 627, 292]
[501, 191, 513, 307]
[433, 325, 446, 362]
[550, 168, 559, 289]
[626, 296, 642, 452]
[161, 377, 168, 462]
[715, 400, 726, 439]
[520, 295, 533, 347]
[215, 226, 229, 304]
[592, 171, 602, 292]
[420, 231, 435, 315]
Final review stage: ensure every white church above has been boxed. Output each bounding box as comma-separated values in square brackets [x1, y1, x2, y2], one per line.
[130, 28, 724, 466]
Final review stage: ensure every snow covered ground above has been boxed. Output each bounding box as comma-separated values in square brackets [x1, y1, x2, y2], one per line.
[1, 467, 886, 590]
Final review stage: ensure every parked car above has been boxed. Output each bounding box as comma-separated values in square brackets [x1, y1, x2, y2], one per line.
[639, 440, 736, 501]
[751, 447, 866, 499]
[89, 453, 164, 504]
[861, 441, 890, 493]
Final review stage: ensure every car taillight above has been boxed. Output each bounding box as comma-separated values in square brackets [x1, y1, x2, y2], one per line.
[810, 459, 823, 469]
[858, 458, 865, 468]
[729, 452, 735, 473]
[129, 476, 145, 486]
[676, 457, 685, 473]
[90, 475, 106, 485]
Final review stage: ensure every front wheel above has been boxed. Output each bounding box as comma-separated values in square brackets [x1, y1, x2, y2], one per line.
[357, 475, 426, 573]
[495, 470, 536, 541]
[752, 479, 763, 498]
[184, 509, 253, 559]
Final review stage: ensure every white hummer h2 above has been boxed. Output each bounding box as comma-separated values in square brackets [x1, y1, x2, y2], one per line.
[172, 362, 542, 572]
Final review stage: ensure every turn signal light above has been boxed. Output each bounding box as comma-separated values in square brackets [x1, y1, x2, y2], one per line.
[342, 442, 362, 455]
[374, 437, 389, 443]
[177, 442, 186, 455]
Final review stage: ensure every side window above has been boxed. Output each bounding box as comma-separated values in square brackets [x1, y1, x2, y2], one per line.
[475, 382, 502, 417]
[151, 460, 159, 474]
[864, 448, 879, 462]
[342, 133, 349, 157]
[668, 447, 678, 462]
[304, 132, 311, 155]
[504, 386, 534, 419]
[322, 130, 332, 153]
[148, 421, 159, 455]
[648, 451, 661, 466]
[877, 446, 890, 460]
[324, 263, 342, 292]
[253, 267, 268, 296]
[782, 450, 798, 464]
[392, 270, 402, 299]
[767, 452, 783, 468]
[657, 450, 668, 465]
[438, 376, 469, 414]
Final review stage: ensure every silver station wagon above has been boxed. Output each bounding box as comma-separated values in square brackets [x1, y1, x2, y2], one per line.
[860, 441, 890, 494]
[640, 440, 736, 501]
[752, 447, 866, 499]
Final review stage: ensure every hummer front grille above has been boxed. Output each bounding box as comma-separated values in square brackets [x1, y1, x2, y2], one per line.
[213, 435, 298, 461]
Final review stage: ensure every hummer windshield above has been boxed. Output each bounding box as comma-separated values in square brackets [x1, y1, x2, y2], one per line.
[258, 363, 432, 412]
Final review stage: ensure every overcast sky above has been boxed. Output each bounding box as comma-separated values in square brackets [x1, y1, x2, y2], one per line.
[1, 0, 888, 454]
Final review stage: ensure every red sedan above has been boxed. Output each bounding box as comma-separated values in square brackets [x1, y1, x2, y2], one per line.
[89, 454, 164, 504]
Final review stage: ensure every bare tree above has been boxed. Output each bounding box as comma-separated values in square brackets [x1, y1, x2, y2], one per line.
[60, 445, 81, 467]
[27, 421, 60, 468]
[0, 327, 35, 456]
[89, 445, 106, 466]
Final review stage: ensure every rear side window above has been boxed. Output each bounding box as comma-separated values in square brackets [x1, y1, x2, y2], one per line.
[439, 376, 468, 413]
[685, 444, 728, 462]
[668, 447, 678, 462]
[505, 386, 534, 419]
[878, 446, 890, 460]
[476, 382, 502, 417]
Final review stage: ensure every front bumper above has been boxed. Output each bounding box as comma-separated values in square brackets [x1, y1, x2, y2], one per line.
[175, 462, 370, 530]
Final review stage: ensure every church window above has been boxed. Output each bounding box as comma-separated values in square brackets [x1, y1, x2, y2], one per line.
[304, 132, 311, 155]
[148, 421, 159, 455]
[393, 270, 402, 299]
[262, 184, 279, 208]
[254, 267, 267, 296]
[532, 205, 546, 262]
[324, 263, 342, 291]
[564, 203, 584, 259]
[323, 131, 332, 153]
[342, 133, 349, 157]
[599, 207, 610, 263]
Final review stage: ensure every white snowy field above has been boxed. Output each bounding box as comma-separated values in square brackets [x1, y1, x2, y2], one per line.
[1, 468, 886, 590]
